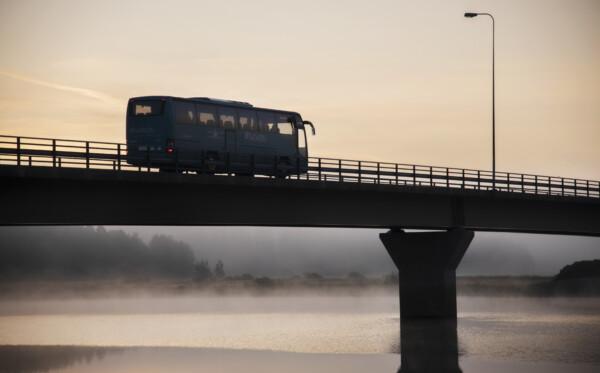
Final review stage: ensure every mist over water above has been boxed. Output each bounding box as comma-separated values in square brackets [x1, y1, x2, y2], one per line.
[1, 226, 599, 372]
[1, 294, 599, 372]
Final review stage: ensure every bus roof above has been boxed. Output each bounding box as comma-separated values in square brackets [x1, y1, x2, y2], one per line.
[129, 96, 302, 117]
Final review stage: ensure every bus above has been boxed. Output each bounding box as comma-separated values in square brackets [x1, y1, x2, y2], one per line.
[126, 96, 315, 177]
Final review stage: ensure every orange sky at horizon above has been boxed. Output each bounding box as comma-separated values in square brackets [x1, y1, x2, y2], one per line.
[0, 0, 598, 179]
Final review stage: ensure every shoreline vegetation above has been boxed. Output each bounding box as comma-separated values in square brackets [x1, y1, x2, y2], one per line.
[1, 227, 598, 299]
[1, 274, 599, 299]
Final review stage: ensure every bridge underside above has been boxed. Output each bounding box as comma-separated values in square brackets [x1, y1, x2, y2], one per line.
[1, 166, 599, 236]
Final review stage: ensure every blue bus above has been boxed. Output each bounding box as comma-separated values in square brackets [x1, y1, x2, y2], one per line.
[126, 96, 315, 176]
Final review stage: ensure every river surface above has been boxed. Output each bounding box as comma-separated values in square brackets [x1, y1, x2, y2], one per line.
[0, 295, 599, 372]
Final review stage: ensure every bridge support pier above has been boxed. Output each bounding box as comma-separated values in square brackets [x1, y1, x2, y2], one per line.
[380, 228, 474, 373]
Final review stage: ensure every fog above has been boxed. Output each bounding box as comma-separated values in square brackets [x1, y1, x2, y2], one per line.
[114, 226, 600, 276]
[1, 226, 598, 278]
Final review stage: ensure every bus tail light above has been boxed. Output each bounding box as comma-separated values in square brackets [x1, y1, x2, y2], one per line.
[166, 140, 175, 154]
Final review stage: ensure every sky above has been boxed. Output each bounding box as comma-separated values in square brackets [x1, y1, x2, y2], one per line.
[0, 0, 598, 179]
[0, 0, 598, 275]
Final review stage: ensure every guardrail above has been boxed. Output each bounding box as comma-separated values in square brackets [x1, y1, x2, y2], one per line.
[0, 134, 598, 199]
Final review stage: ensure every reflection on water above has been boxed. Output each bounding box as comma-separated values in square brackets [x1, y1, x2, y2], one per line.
[399, 319, 461, 373]
[0, 346, 122, 373]
[0, 296, 599, 372]
[0, 346, 401, 373]
[2, 346, 600, 373]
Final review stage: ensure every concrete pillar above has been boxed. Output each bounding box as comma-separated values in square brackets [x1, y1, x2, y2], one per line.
[380, 228, 474, 373]
[380, 229, 473, 319]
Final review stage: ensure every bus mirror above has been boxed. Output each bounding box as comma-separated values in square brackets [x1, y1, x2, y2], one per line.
[303, 121, 316, 135]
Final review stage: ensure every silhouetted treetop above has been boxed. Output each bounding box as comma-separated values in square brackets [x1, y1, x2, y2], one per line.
[0, 227, 200, 280]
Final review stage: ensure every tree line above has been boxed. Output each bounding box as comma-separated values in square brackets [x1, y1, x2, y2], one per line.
[0, 227, 224, 281]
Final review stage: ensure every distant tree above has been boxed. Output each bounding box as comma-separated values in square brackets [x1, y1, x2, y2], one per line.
[214, 260, 225, 278]
[148, 234, 195, 279]
[0, 227, 202, 281]
[193, 260, 213, 282]
[347, 271, 366, 283]
[303, 272, 323, 280]
[555, 260, 600, 281]
[254, 277, 274, 288]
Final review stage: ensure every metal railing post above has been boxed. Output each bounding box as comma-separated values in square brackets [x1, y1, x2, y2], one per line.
[521, 174, 525, 194]
[461, 169, 465, 189]
[446, 168, 449, 188]
[358, 161, 361, 183]
[318, 158, 322, 181]
[16, 137, 21, 166]
[412, 165, 416, 186]
[338, 159, 342, 182]
[85, 141, 90, 169]
[561, 178, 564, 196]
[58, 157, 61, 168]
[430, 166, 433, 187]
[477, 170, 481, 190]
[395, 164, 398, 185]
[377, 162, 380, 184]
[28, 156, 32, 167]
[117, 144, 121, 171]
[52, 139, 56, 167]
[535, 175, 538, 194]
[587, 180, 590, 198]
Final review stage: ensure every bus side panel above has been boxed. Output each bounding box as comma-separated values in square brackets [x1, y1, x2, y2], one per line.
[173, 124, 225, 166]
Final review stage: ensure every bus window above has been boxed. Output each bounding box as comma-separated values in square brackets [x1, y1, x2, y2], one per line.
[239, 110, 257, 131]
[276, 115, 294, 135]
[174, 101, 196, 125]
[258, 111, 275, 133]
[196, 104, 217, 126]
[130, 100, 163, 116]
[219, 107, 236, 129]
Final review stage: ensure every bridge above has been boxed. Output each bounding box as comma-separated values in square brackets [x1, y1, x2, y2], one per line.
[1, 135, 599, 233]
[2, 134, 599, 372]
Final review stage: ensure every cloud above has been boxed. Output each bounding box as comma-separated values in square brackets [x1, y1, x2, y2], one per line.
[0, 70, 121, 108]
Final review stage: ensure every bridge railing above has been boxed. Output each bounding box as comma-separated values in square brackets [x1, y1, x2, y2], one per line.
[1, 134, 598, 199]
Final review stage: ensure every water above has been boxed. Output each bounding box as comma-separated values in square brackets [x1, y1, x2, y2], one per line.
[0, 295, 599, 372]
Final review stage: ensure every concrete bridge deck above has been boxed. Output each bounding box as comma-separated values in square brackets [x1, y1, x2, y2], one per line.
[1, 164, 599, 236]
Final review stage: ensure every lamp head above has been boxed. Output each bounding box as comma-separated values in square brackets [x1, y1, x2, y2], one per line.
[464, 12, 478, 18]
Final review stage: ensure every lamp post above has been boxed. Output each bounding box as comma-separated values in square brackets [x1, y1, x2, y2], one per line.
[464, 12, 496, 190]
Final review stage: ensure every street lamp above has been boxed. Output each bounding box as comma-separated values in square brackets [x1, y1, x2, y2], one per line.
[464, 12, 496, 190]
